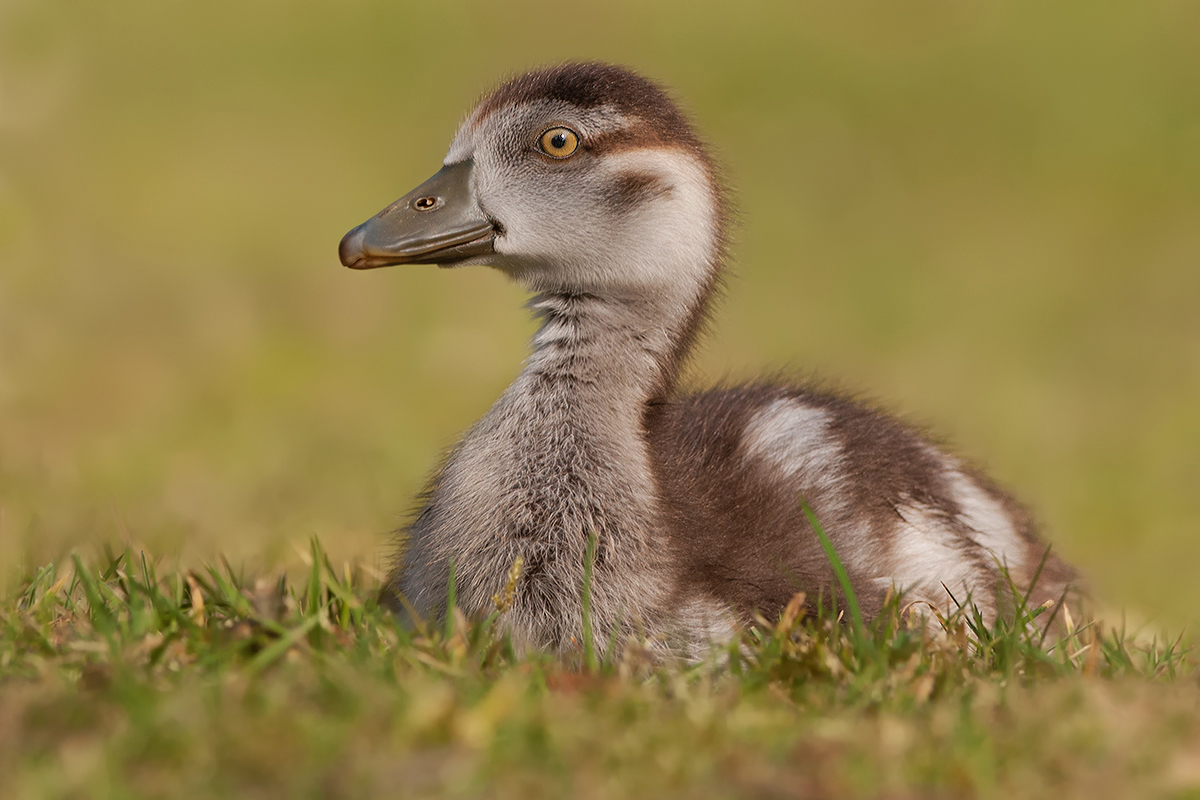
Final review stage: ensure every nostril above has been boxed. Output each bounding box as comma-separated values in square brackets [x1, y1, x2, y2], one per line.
[413, 196, 439, 212]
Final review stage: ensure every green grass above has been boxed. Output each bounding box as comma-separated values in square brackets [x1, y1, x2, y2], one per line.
[2, 539, 1197, 799]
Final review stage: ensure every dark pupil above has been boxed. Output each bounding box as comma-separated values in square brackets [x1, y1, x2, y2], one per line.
[551, 133, 567, 149]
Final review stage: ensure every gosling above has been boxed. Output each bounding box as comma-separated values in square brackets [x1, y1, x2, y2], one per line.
[339, 62, 1076, 656]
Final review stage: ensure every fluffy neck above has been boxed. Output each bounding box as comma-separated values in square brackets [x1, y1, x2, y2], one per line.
[410, 287, 697, 647]
[401, 158, 725, 645]
[523, 284, 712, 404]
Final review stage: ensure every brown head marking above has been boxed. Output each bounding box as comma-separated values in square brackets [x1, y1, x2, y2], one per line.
[474, 62, 709, 159]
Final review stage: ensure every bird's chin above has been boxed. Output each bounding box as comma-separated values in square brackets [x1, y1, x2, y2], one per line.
[435, 253, 496, 270]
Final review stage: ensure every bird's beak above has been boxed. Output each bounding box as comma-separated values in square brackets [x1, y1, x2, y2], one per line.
[338, 159, 496, 269]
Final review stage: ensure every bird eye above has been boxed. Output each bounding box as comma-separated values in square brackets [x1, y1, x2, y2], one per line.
[537, 127, 580, 159]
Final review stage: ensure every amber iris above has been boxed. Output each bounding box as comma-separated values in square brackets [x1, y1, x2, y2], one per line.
[538, 127, 580, 159]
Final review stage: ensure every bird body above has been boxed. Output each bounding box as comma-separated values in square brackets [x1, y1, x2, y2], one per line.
[339, 63, 1075, 656]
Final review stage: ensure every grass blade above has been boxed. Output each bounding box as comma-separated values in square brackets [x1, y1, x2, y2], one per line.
[800, 499, 863, 639]
[581, 532, 598, 672]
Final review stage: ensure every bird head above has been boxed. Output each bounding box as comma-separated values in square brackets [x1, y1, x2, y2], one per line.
[339, 62, 725, 299]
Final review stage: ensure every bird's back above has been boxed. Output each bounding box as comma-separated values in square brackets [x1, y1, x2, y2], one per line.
[647, 382, 1077, 629]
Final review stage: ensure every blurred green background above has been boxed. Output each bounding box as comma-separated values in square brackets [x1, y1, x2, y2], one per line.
[1, 0, 1197, 624]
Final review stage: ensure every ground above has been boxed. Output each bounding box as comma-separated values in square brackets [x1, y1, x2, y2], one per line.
[2, 542, 1196, 799]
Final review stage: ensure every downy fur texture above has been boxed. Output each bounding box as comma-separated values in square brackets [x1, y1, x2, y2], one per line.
[360, 63, 1076, 657]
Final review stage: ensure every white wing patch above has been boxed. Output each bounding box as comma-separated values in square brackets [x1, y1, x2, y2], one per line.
[885, 463, 1026, 625]
[741, 397, 874, 565]
[886, 500, 995, 620]
[741, 399, 1028, 627]
[742, 398, 841, 486]
[943, 465, 1025, 574]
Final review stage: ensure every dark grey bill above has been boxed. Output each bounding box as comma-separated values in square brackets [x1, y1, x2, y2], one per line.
[339, 160, 496, 269]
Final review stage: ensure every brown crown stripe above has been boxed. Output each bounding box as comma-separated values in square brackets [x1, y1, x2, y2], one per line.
[474, 62, 708, 159]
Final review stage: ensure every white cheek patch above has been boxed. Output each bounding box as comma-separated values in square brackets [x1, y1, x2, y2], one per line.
[485, 146, 720, 302]
[588, 149, 718, 288]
